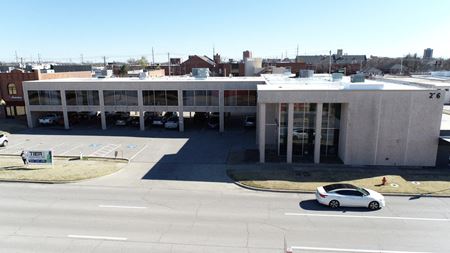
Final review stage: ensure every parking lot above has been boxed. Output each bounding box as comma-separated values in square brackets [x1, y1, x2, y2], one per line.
[0, 126, 256, 164]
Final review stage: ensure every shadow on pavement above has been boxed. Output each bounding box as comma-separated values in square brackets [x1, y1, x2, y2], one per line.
[299, 199, 377, 212]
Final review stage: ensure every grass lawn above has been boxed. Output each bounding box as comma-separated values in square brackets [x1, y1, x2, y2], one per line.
[227, 167, 450, 196]
[0, 155, 127, 182]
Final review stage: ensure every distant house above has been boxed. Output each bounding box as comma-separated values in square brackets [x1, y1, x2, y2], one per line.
[390, 64, 407, 75]
[181, 55, 215, 75]
[363, 67, 383, 76]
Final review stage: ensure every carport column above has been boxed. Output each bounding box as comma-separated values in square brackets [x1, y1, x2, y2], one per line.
[60, 89, 69, 129]
[259, 103, 266, 163]
[178, 89, 184, 132]
[286, 103, 294, 163]
[98, 90, 107, 130]
[137, 89, 145, 131]
[314, 103, 323, 164]
[23, 87, 33, 128]
[219, 90, 224, 132]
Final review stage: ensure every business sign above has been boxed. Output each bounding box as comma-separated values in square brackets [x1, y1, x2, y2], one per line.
[26, 150, 53, 164]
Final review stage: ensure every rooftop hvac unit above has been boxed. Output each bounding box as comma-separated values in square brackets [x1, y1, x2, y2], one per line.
[299, 69, 314, 78]
[192, 68, 209, 78]
[332, 73, 343, 81]
[351, 73, 365, 83]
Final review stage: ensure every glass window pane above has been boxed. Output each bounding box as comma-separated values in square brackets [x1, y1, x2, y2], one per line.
[103, 90, 115, 105]
[195, 90, 207, 106]
[66, 91, 76, 105]
[249, 90, 257, 106]
[126, 90, 138, 105]
[183, 90, 194, 106]
[89, 91, 99, 105]
[154, 90, 166, 106]
[28, 91, 39, 105]
[207, 90, 219, 106]
[224, 90, 237, 106]
[143, 90, 154, 105]
[166, 90, 178, 106]
[237, 90, 249, 106]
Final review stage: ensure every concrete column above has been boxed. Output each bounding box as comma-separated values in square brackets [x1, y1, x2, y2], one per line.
[314, 103, 323, 164]
[219, 90, 224, 133]
[60, 89, 69, 129]
[178, 89, 184, 132]
[287, 103, 294, 163]
[23, 87, 33, 128]
[137, 89, 145, 131]
[98, 90, 107, 130]
[259, 103, 266, 163]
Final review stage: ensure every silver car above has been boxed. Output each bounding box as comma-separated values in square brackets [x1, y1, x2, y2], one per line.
[316, 183, 385, 210]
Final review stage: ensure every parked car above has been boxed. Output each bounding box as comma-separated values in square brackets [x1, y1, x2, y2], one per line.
[115, 117, 129, 126]
[38, 114, 60, 125]
[0, 133, 8, 147]
[293, 128, 308, 140]
[152, 116, 165, 126]
[315, 183, 385, 210]
[164, 116, 179, 129]
[207, 116, 219, 129]
[244, 116, 256, 128]
[128, 116, 140, 126]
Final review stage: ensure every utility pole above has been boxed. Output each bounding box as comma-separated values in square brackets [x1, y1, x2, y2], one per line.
[15, 50, 19, 64]
[168, 52, 171, 76]
[38, 53, 41, 64]
[103, 56, 106, 67]
[400, 57, 403, 75]
[329, 50, 332, 74]
[151, 47, 155, 66]
[213, 43, 215, 59]
[296, 44, 299, 62]
[80, 54, 84, 64]
[20, 57, 23, 66]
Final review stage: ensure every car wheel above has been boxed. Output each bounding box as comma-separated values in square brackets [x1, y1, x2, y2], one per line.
[329, 200, 340, 208]
[368, 201, 380, 210]
[1, 141, 7, 147]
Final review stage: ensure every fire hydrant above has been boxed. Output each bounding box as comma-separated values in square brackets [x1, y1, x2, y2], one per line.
[381, 176, 387, 186]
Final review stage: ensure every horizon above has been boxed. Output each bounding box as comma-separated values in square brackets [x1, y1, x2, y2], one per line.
[1, 0, 449, 63]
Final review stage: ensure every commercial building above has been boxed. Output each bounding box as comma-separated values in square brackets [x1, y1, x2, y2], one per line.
[22, 71, 444, 167]
[0, 69, 91, 118]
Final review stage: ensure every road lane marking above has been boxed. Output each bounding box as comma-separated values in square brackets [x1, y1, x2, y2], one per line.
[290, 246, 431, 253]
[68, 235, 127, 241]
[98, 205, 147, 209]
[129, 144, 148, 161]
[285, 212, 449, 222]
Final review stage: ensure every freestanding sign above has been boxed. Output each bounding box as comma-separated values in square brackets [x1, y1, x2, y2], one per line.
[26, 150, 53, 165]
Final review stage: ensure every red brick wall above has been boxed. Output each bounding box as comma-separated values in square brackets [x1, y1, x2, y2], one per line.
[0, 70, 39, 106]
[181, 56, 214, 75]
[39, 71, 92, 80]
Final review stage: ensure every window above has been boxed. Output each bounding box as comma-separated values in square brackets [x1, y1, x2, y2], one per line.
[66, 91, 76, 105]
[103, 90, 137, 106]
[7, 83, 17, 95]
[224, 90, 237, 106]
[207, 90, 219, 106]
[195, 90, 207, 106]
[225, 90, 256, 106]
[103, 91, 115, 105]
[166, 90, 178, 106]
[28, 91, 39, 105]
[183, 90, 195, 106]
[237, 90, 249, 106]
[29, 90, 61, 105]
[143, 90, 155, 105]
[154, 90, 166, 106]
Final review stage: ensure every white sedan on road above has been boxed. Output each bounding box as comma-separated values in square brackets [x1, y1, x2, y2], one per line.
[316, 183, 385, 210]
[0, 133, 8, 147]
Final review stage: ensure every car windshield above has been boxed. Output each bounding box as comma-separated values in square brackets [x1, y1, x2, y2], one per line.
[247, 117, 255, 122]
[358, 188, 370, 196]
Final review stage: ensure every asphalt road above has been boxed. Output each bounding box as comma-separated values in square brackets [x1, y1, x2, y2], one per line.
[0, 182, 449, 253]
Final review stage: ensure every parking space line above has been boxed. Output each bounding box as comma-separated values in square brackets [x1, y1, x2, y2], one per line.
[0, 141, 28, 152]
[129, 144, 148, 161]
[290, 246, 431, 253]
[284, 212, 449, 222]
[60, 144, 83, 155]
[67, 234, 127, 241]
[89, 144, 120, 157]
[48, 143, 65, 150]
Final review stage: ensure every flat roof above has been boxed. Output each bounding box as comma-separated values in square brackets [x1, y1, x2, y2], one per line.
[378, 75, 450, 88]
[259, 74, 426, 91]
[25, 76, 265, 83]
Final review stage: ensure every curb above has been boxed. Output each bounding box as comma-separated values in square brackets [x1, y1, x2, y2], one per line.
[228, 174, 450, 198]
[0, 153, 129, 163]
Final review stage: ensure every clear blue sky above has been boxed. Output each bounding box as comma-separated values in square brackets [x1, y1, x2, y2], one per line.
[1, 0, 449, 63]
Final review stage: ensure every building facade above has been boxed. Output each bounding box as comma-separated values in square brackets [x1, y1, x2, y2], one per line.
[22, 73, 444, 167]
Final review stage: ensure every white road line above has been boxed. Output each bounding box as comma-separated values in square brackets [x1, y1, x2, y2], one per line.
[98, 205, 147, 209]
[290, 246, 432, 253]
[89, 144, 120, 157]
[48, 143, 65, 150]
[129, 144, 148, 161]
[68, 235, 127, 241]
[60, 144, 83, 155]
[285, 212, 449, 222]
[0, 141, 27, 151]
